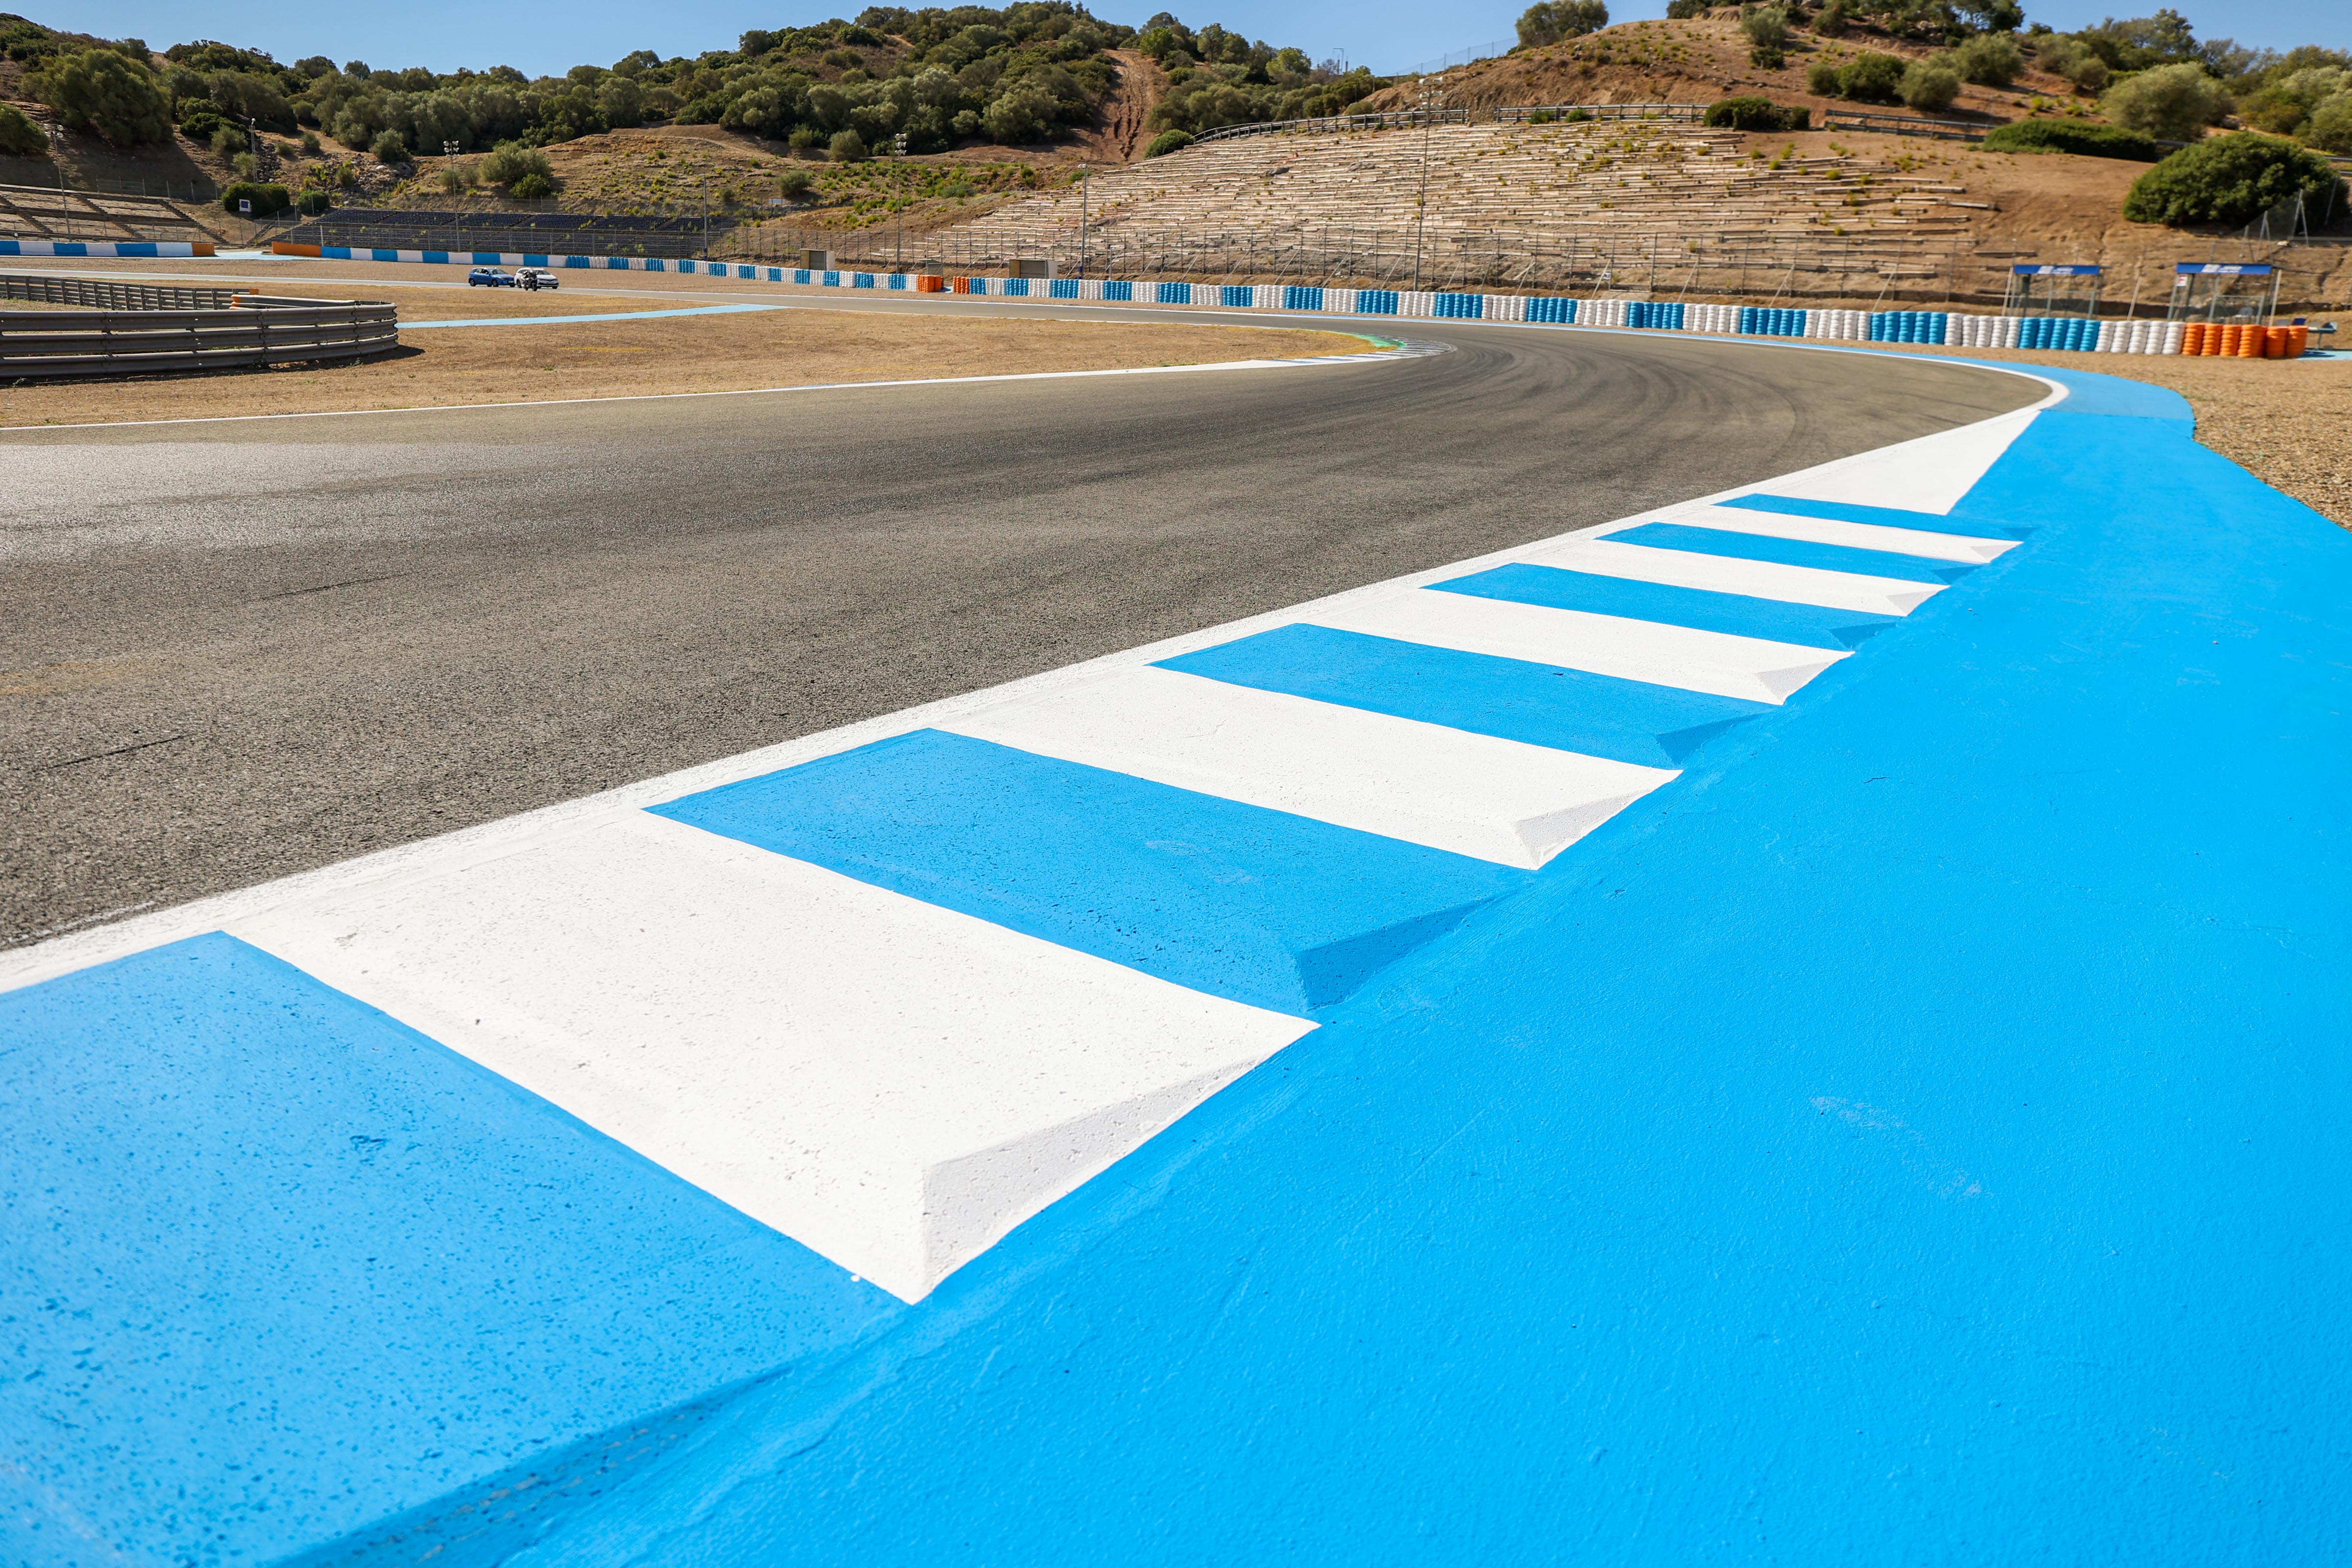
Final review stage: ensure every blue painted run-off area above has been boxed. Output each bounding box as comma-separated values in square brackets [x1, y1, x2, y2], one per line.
[3, 359, 2348, 1564]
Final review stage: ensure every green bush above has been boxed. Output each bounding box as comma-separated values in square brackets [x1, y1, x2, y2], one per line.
[1835, 52, 1907, 104]
[510, 170, 555, 198]
[2311, 97, 2352, 155]
[218, 180, 289, 217]
[1899, 59, 1961, 112]
[777, 167, 813, 197]
[1704, 96, 1808, 132]
[0, 101, 49, 155]
[1983, 118, 2160, 160]
[2032, 35, 2109, 94]
[1517, 0, 1608, 49]
[370, 128, 407, 162]
[295, 188, 331, 214]
[33, 47, 171, 146]
[210, 124, 243, 157]
[1951, 31, 2021, 88]
[477, 142, 552, 187]
[787, 125, 826, 154]
[2123, 131, 2347, 226]
[1665, 0, 1706, 17]
[829, 127, 867, 161]
[1813, 0, 1850, 37]
[2102, 62, 2229, 142]
[1806, 59, 1841, 95]
[1740, 6, 1789, 50]
[1145, 128, 1193, 156]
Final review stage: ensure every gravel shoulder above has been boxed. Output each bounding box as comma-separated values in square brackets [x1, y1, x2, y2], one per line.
[0, 276, 1371, 427]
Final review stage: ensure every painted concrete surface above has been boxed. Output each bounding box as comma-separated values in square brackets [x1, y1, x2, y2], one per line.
[399, 302, 784, 328]
[6, 351, 2347, 1563]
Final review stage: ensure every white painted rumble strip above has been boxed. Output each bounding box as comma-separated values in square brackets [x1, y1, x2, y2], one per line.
[1521, 536, 1943, 617]
[230, 810, 1311, 1304]
[940, 665, 1675, 869]
[1300, 589, 1849, 705]
[1676, 504, 2018, 565]
[1764, 407, 2039, 515]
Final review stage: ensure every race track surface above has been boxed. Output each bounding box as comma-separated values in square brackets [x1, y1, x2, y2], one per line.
[1, 306, 2034, 943]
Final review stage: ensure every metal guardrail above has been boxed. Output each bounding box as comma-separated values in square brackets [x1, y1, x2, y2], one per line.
[0, 271, 248, 311]
[1820, 110, 1989, 142]
[0, 297, 399, 379]
[1494, 103, 1707, 124]
[1192, 108, 1470, 146]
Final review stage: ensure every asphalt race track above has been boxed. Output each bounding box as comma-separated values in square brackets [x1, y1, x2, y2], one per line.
[0, 302, 2035, 944]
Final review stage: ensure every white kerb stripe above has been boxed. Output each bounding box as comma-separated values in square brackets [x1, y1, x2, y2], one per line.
[1679, 504, 2017, 565]
[229, 810, 1311, 1304]
[939, 664, 1673, 869]
[1767, 408, 2037, 515]
[1526, 536, 1941, 617]
[1301, 588, 1846, 706]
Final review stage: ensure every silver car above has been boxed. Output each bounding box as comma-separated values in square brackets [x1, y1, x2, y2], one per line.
[515, 267, 562, 291]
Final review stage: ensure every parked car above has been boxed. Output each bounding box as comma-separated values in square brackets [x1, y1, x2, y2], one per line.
[467, 267, 514, 288]
[514, 268, 561, 291]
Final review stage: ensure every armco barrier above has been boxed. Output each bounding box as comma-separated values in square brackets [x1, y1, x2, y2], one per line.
[265, 243, 2302, 357]
[0, 239, 215, 258]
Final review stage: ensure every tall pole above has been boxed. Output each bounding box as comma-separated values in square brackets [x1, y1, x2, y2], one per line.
[1078, 161, 1090, 279]
[1414, 73, 1444, 292]
[892, 131, 908, 270]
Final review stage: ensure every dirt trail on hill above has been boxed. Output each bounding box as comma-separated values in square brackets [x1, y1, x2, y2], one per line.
[1075, 50, 1162, 165]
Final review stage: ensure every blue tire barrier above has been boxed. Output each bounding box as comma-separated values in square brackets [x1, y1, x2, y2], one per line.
[1003, 278, 1030, 296]
[1434, 292, 1485, 319]
[1285, 285, 1324, 311]
[1155, 282, 1191, 304]
[1218, 284, 1251, 308]
[1048, 279, 1079, 298]
[852, 272, 876, 289]
[1526, 298, 1577, 324]
[1357, 290, 1400, 316]
[1104, 280, 1135, 301]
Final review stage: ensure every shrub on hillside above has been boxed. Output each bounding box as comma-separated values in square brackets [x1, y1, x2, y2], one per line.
[1983, 118, 2160, 160]
[1812, 0, 1850, 37]
[2123, 132, 2346, 226]
[2032, 35, 2110, 94]
[1664, 0, 1707, 16]
[0, 101, 48, 155]
[830, 127, 867, 161]
[1704, 96, 1809, 132]
[1145, 127, 1193, 156]
[33, 47, 171, 146]
[295, 188, 331, 214]
[370, 128, 407, 162]
[1899, 59, 1961, 112]
[777, 167, 812, 197]
[1740, 7, 1790, 50]
[477, 142, 551, 187]
[787, 125, 825, 154]
[510, 170, 555, 198]
[1517, 1, 1608, 49]
[210, 124, 243, 157]
[1951, 31, 2021, 88]
[1806, 59, 1841, 96]
[2102, 62, 2229, 142]
[2311, 97, 2352, 155]
[1826, 52, 1907, 104]
[218, 180, 289, 216]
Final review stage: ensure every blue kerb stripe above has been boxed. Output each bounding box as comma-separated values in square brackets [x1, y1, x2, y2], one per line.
[1608, 522, 1976, 586]
[1, 933, 895, 1567]
[650, 729, 1527, 1017]
[1156, 625, 1765, 769]
[1435, 564, 1894, 651]
[1722, 493, 2032, 540]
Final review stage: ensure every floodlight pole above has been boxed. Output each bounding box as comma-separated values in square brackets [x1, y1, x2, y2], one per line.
[893, 131, 908, 270]
[1078, 160, 1090, 278]
[1413, 74, 1444, 292]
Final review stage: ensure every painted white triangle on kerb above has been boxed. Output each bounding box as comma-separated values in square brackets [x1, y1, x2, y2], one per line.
[1763, 409, 2038, 516]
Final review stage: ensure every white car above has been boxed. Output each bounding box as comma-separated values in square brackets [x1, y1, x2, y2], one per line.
[514, 267, 562, 291]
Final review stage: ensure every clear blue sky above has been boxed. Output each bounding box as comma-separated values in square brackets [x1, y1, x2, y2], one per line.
[40, 0, 2347, 80]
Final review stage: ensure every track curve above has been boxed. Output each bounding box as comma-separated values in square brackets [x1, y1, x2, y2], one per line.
[0, 308, 2038, 942]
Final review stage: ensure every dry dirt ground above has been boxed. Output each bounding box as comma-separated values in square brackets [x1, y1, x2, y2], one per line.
[1893, 341, 2352, 529]
[0, 273, 1370, 426]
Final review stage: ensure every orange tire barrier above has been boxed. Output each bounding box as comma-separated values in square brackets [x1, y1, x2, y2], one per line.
[2259, 327, 2284, 358]
[2181, 323, 2206, 355]
[915, 274, 945, 293]
[950, 276, 971, 294]
[272, 242, 324, 257]
[2290, 325, 2309, 357]
[2237, 326, 2261, 358]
